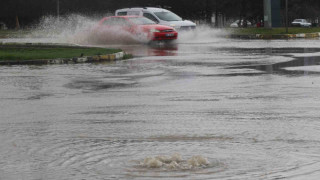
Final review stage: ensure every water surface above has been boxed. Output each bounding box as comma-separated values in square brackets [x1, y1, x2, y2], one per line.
[1, 37, 320, 179]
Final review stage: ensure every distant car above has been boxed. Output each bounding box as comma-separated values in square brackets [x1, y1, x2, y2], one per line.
[291, 19, 311, 27]
[93, 16, 178, 43]
[230, 20, 252, 28]
[115, 7, 196, 31]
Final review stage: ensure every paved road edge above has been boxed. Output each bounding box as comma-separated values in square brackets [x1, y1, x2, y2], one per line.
[227, 32, 320, 39]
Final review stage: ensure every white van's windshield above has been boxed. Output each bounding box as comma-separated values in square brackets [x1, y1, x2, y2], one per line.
[154, 11, 182, 21]
[128, 17, 156, 25]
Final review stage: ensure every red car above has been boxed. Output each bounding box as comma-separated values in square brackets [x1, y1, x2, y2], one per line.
[93, 16, 178, 43]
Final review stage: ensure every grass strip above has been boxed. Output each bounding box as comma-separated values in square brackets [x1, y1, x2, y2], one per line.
[227, 27, 320, 35]
[0, 46, 121, 61]
[0, 30, 31, 38]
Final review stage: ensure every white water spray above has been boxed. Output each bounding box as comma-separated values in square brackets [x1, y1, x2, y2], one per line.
[141, 153, 211, 170]
[27, 14, 96, 43]
[177, 25, 229, 44]
[26, 14, 229, 45]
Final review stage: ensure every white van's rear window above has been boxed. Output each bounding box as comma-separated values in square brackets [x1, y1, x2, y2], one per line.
[127, 11, 140, 16]
[117, 12, 127, 16]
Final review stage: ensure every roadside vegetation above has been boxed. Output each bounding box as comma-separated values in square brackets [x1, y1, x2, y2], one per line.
[227, 27, 320, 35]
[0, 30, 31, 38]
[0, 46, 121, 61]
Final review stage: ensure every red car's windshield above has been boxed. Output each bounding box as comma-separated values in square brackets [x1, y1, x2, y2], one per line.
[128, 17, 156, 25]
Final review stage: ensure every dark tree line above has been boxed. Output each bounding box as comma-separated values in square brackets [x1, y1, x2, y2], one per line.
[1, 0, 320, 28]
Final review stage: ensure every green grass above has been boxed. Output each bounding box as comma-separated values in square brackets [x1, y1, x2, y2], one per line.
[0, 46, 121, 61]
[0, 30, 31, 38]
[123, 53, 133, 59]
[227, 27, 320, 35]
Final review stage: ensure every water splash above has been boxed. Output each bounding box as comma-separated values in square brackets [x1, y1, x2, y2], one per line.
[25, 14, 151, 45]
[140, 153, 210, 170]
[27, 14, 97, 42]
[25, 14, 227, 45]
[177, 25, 229, 44]
[85, 26, 150, 45]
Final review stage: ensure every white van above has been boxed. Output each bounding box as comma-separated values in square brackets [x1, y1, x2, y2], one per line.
[115, 7, 196, 30]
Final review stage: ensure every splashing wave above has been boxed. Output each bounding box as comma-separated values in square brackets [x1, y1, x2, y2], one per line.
[26, 14, 228, 45]
[139, 153, 211, 170]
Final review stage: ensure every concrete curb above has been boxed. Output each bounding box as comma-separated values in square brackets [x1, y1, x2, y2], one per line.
[0, 42, 126, 65]
[47, 51, 125, 64]
[227, 32, 320, 39]
[0, 52, 125, 65]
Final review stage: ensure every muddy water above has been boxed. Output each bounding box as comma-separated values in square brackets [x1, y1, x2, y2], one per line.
[1, 38, 320, 179]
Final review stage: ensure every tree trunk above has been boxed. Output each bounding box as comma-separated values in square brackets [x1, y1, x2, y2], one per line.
[15, 15, 20, 29]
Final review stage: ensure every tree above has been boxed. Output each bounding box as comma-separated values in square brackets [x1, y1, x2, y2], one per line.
[0, 0, 319, 28]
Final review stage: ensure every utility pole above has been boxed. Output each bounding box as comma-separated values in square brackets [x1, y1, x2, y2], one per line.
[214, 0, 218, 27]
[57, 0, 60, 21]
[285, 0, 288, 33]
[264, 0, 272, 28]
[205, 0, 211, 25]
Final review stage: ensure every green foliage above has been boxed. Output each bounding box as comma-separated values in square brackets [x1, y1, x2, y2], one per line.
[123, 53, 133, 59]
[0, 30, 31, 38]
[0, 0, 265, 27]
[0, 46, 121, 61]
[1, 0, 320, 28]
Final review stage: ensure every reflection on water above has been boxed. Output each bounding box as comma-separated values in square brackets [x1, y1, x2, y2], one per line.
[1, 40, 320, 179]
[229, 48, 320, 75]
[98, 43, 179, 57]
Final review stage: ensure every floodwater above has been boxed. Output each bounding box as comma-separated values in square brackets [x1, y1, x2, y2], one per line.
[1, 28, 320, 179]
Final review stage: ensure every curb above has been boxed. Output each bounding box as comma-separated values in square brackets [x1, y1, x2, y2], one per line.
[0, 52, 125, 65]
[0, 42, 99, 49]
[227, 32, 320, 39]
[48, 51, 125, 64]
[0, 42, 126, 65]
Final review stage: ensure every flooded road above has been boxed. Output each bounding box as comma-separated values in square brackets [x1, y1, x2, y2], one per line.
[1, 37, 320, 179]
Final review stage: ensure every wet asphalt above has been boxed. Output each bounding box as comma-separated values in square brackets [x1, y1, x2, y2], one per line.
[1, 37, 320, 179]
